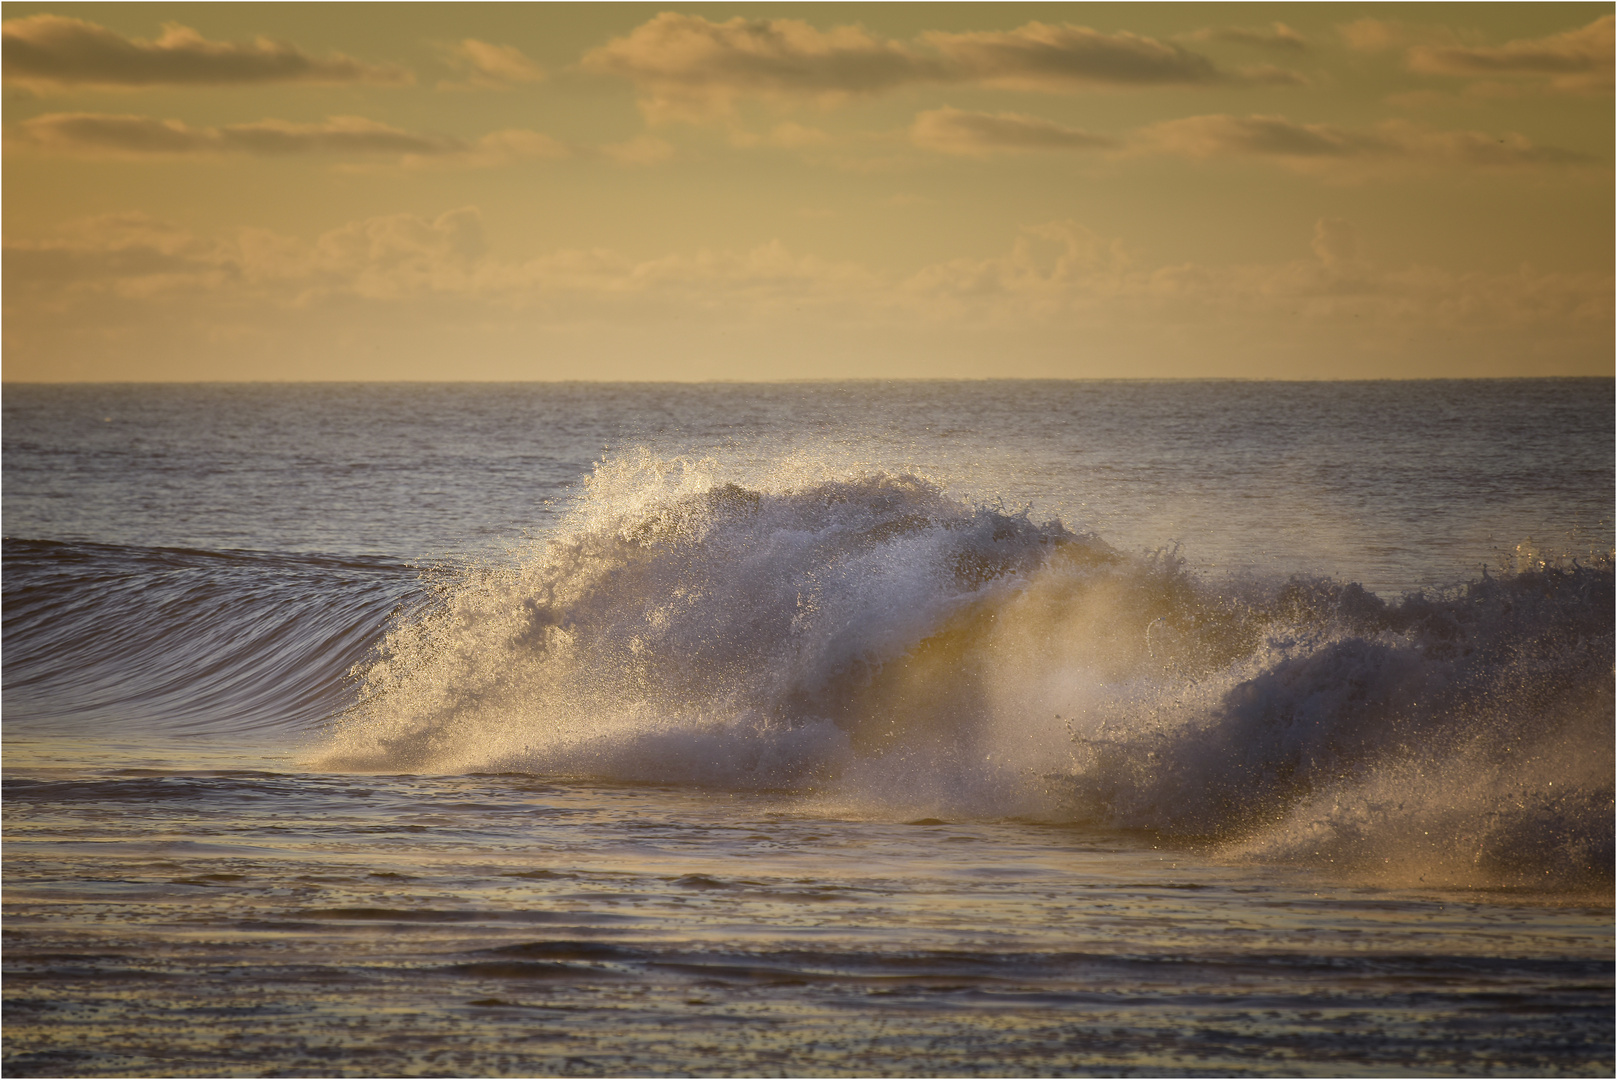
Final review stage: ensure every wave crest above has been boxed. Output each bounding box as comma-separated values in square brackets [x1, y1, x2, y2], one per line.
[314, 457, 1614, 892]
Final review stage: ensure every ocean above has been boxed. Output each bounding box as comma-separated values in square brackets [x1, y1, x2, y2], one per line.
[3, 380, 1612, 1077]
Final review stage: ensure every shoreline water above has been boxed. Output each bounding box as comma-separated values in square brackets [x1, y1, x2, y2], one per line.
[6, 759, 1613, 1077]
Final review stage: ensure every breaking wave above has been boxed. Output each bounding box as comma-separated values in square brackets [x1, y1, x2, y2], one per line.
[314, 453, 1614, 892]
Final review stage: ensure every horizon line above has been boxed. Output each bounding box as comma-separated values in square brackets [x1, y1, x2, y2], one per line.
[5, 375, 1613, 387]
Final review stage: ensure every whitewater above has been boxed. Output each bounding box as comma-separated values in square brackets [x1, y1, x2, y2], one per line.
[4, 380, 1612, 1076]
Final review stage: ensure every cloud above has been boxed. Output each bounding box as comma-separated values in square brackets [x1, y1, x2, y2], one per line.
[580, 14, 940, 121]
[728, 121, 836, 149]
[7, 212, 1609, 379]
[7, 111, 569, 168]
[896, 219, 1613, 358]
[1188, 23, 1309, 52]
[1, 14, 409, 90]
[1139, 114, 1376, 159]
[906, 220, 1130, 300]
[581, 14, 1296, 120]
[10, 112, 570, 167]
[5, 208, 878, 309]
[12, 111, 683, 170]
[922, 22, 1227, 90]
[432, 129, 572, 169]
[910, 106, 1116, 156]
[439, 39, 544, 89]
[1336, 19, 1407, 53]
[1407, 15, 1614, 93]
[1237, 65, 1310, 87]
[1135, 113, 1598, 174]
[1310, 218, 1361, 267]
[14, 113, 456, 157]
[23, 207, 1600, 332]
[306, 208, 489, 295]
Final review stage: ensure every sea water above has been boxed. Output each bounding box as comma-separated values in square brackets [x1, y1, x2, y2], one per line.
[3, 381, 1612, 1077]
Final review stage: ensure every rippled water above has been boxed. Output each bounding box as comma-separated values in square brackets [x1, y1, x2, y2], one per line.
[4, 381, 1612, 1076]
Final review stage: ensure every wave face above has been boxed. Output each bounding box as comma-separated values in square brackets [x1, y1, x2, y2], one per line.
[317, 455, 1614, 892]
[3, 538, 415, 734]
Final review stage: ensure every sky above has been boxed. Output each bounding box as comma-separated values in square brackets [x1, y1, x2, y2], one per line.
[3, 2, 1612, 381]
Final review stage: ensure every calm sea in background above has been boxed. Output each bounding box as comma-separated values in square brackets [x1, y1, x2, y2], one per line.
[3, 380, 1613, 1077]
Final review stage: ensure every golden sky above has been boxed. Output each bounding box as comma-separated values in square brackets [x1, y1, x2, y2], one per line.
[3, 2, 1612, 380]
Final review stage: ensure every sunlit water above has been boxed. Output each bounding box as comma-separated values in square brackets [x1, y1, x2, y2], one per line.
[4, 381, 1613, 1077]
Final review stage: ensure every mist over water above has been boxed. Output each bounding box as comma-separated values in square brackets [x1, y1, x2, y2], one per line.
[4, 380, 1612, 1076]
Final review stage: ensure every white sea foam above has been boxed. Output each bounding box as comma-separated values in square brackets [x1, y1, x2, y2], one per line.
[315, 452, 1614, 891]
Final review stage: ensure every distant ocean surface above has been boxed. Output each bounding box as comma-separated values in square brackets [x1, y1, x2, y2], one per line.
[4, 380, 1613, 1077]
